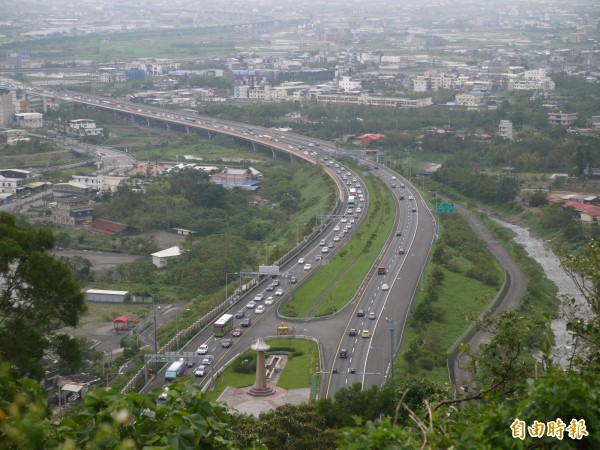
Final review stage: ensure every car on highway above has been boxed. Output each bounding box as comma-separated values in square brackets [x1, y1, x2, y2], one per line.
[381, 284, 389, 291]
[202, 355, 214, 365]
[412, 207, 417, 212]
[361, 330, 371, 338]
[196, 344, 209, 355]
[399, 248, 405, 254]
[341, 218, 347, 223]
[290, 276, 297, 284]
[304, 263, 312, 271]
[334, 226, 340, 232]
[357, 309, 365, 317]
[349, 328, 358, 336]
[246, 300, 256, 309]
[265, 296, 274, 305]
[339, 349, 348, 358]
[254, 294, 263, 302]
[255, 305, 265, 314]
[298, 257, 305, 264]
[328, 242, 334, 248]
[356, 208, 362, 213]
[408, 195, 414, 200]
[158, 387, 169, 400]
[320, 239, 326, 246]
[275, 288, 284, 296]
[241, 318, 252, 327]
[232, 328, 242, 337]
[396, 230, 402, 236]
[321, 247, 329, 253]
[334, 235, 340, 242]
[391, 176, 397, 180]
[221, 338, 232, 348]
[368, 312, 376, 320]
[234, 310, 245, 319]
[194, 365, 207, 377]
[266, 284, 274, 291]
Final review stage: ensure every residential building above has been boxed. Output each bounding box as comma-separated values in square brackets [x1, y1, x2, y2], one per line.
[338, 76, 361, 92]
[455, 93, 485, 108]
[52, 181, 92, 198]
[1, 128, 29, 145]
[151, 246, 182, 268]
[548, 112, 578, 126]
[210, 168, 251, 185]
[507, 68, 555, 91]
[49, 195, 93, 227]
[67, 119, 103, 137]
[0, 169, 43, 194]
[499, 120, 513, 140]
[13, 112, 43, 128]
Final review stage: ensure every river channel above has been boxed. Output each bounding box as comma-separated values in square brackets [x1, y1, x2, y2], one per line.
[492, 218, 590, 370]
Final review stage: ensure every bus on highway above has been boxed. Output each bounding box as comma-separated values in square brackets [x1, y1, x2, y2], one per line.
[348, 195, 355, 207]
[165, 360, 186, 381]
[213, 313, 234, 337]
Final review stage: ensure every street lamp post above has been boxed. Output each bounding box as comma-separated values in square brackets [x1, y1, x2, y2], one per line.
[225, 272, 239, 305]
[386, 317, 395, 378]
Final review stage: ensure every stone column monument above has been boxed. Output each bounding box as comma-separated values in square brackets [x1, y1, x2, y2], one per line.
[248, 337, 275, 397]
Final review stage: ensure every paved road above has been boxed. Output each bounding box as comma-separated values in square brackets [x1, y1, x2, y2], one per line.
[448, 204, 527, 392]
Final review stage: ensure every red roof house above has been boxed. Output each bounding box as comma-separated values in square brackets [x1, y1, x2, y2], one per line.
[356, 134, 384, 146]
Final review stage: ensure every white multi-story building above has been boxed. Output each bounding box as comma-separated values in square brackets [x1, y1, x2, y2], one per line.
[507, 68, 555, 91]
[338, 76, 362, 92]
[499, 120, 513, 140]
[13, 112, 43, 128]
[68, 119, 103, 137]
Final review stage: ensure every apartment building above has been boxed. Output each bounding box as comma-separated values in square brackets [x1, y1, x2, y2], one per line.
[499, 120, 513, 140]
[316, 92, 432, 108]
[50, 195, 93, 227]
[548, 112, 578, 126]
[0, 169, 43, 194]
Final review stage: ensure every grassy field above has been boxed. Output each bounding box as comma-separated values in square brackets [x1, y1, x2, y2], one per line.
[204, 338, 318, 402]
[395, 267, 502, 384]
[281, 172, 395, 318]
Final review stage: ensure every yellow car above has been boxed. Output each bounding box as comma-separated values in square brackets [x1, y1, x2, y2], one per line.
[361, 330, 371, 338]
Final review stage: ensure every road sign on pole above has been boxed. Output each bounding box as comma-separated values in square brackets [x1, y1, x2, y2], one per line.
[435, 202, 454, 213]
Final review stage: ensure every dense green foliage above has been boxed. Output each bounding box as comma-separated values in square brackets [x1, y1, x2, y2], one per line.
[0, 213, 87, 380]
[433, 167, 520, 203]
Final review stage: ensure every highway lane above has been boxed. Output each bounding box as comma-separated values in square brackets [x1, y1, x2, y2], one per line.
[324, 166, 436, 397]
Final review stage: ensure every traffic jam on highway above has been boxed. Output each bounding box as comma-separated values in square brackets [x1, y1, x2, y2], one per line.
[40, 91, 434, 398]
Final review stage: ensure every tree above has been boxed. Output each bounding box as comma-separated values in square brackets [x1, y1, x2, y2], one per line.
[0, 213, 86, 379]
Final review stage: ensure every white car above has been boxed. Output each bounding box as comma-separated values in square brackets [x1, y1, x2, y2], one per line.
[202, 355, 214, 365]
[265, 296, 274, 305]
[321, 247, 329, 253]
[341, 218, 348, 223]
[158, 387, 169, 401]
[334, 226, 340, 232]
[196, 344, 209, 355]
[304, 263, 312, 271]
[255, 305, 265, 314]
[254, 294, 263, 302]
[356, 208, 362, 213]
[298, 257, 305, 264]
[409, 195, 414, 200]
[334, 235, 340, 242]
[275, 288, 284, 296]
[194, 365, 207, 377]
[381, 284, 389, 291]
[246, 300, 256, 309]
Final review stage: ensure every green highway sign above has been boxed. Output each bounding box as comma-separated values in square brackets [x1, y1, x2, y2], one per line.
[436, 202, 454, 213]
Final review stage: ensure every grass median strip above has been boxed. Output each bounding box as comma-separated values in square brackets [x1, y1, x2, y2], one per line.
[281, 172, 396, 318]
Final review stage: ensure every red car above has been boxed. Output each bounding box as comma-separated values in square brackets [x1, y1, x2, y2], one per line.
[232, 328, 242, 337]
